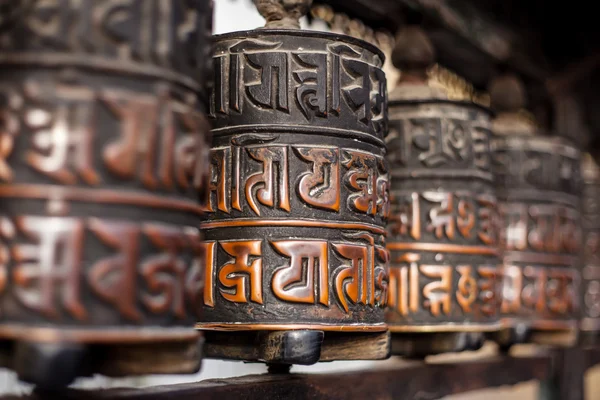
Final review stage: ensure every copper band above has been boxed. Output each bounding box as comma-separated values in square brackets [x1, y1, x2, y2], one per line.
[504, 251, 579, 266]
[195, 323, 388, 332]
[0, 325, 202, 344]
[391, 168, 493, 182]
[200, 219, 386, 235]
[500, 318, 577, 331]
[387, 323, 502, 333]
[0, 184, 203, 216]
[529, 320, 577, 331]
[387, 242, 500, 257]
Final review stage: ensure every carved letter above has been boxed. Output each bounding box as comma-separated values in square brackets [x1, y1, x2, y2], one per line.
[203, 241, 217, 307]
[101, 89, 159, 188]
[0, 86, 20, 182]
[141, 223, 192, 319]
[457, 198, 476, 239]
[218, 240, 263, 304]
[332, 242, 370, 312]
[12, 216, 86, 320]
[501, 265, 523, 314]
[206, 147, 231, 213]
[423, 192, 455, 240]
[296, 147, 340, 211]
[478, 265, 499, 316]
[245, 52, 289, 111]
[293, 52, 327, 120]
[456, 265, 477, 313]
[25, 87, 99, 185]
[245, 145, 290, 215]
[88, 219, 142, 321]
[343, 150, 378, 216]
[522, 266, 546, 312]
[421, 265, 452, 316]
[271, 240, 329, 305]
[477, 195, 497, 245]
[389, 192, 421, 240]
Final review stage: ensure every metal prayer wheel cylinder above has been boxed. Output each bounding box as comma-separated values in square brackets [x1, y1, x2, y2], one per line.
[492, 134, 582, 347]
[385, 27, 501, 357]
[197, 24, 391, 363]
[386, 100, 500, 356]
[489, 75, 582, 348]
[0, 1, 212, 386]
[580, 154, 600, 346]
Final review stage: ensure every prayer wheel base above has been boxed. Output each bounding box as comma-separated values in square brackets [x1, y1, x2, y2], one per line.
[203, 330, 391, 365]
[390, 332, 485, 358]
[578, 331, 600, 347]
[487, 325, 531, 352]
[529, 329, 578, 347]
[0, 334, 203, 387]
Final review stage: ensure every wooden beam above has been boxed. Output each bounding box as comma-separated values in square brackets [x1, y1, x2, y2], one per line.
[12, 355, 551, 400]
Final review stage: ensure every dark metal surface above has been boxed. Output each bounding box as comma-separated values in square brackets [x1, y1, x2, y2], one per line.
[386, 98, 502, 355]
[0, 0, 213, 385]
[198, 29, 390, 363]
[580, 155, 600, 341]
[492, 134, 582, 341]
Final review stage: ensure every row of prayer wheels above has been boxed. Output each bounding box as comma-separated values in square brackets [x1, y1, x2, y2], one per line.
[0, 0, 597, 388]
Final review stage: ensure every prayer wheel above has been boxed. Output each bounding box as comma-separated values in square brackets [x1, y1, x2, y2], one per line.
[580, 154, 600, 346]
[385, 27, 502, 357]
[489, 74, 582, 348]
[197, 0, 391, 365]
[0, 0, 212, 386]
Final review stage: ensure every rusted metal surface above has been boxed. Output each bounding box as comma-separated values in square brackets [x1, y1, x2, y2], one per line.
[580, 154, 600, 345]
[489, 75, 583, 347]
[385, 27, 501, 357]
[0, 0, 213, 387]
[197, 1, 390, 364]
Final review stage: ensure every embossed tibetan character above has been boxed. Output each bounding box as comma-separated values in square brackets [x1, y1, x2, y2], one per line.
[581, 154, 600, 345]
[384, 26, 502, 357]
[488, 74, 582, 348]
[197, 26, 391, 364]
[0, 0, 212, 386]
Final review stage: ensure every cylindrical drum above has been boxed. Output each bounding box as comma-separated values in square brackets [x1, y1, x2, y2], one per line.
[384, 26, 501, 357]
[487, 75, 582, 348]
[492, 134, 582, 346]
[0, 1, 212, 386]
[197, 28, 390, 365]
[386, 99, 501, 355]
[580, 154, 599, 345]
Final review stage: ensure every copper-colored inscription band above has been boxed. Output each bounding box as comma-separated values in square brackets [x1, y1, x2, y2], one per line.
[390, 169, 493, 182]
[0, 325, 201, 344]
[388, 322, 502, 333]
[501, 318, 577, 331]
[504, 251, 579, 266]
[0, 184, 203, 216]
[200, 219, 386, 235]
[504, 190, 580, 207]
[387, 242, 500, 257]
[211, 124, 385, 147]
[195, 323, 388, 332]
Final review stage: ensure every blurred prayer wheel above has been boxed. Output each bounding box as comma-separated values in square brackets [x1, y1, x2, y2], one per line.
[580, 154, 600, 346]
[0, 0, 212, 387]
[197, 0, 391, 365]
[385, 27, 502, 357]
[489, 74, 582, 348]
